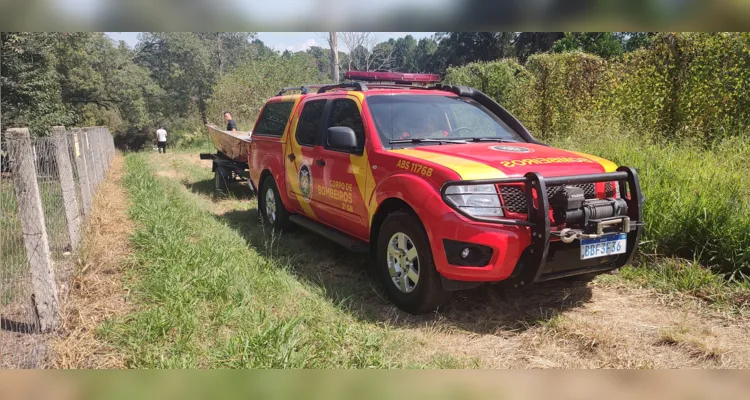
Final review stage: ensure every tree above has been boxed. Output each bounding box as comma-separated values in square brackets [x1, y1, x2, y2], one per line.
[329, 32, 340, 83]
[552, 32, 624, 59]
[134, 32, 216, 125]
[391, 35, 418, 72]
[616, 32, 657, 52]
[415, 37, 438, 73]
[315, 32, 341, 82]
[1, 32, 71, 135]
[339, 32, 393, 72]
[195, 32, 258, 75]
[432, 32, 517, 74]
[208, 53, 320, 128]
[514, 32, 565, 62]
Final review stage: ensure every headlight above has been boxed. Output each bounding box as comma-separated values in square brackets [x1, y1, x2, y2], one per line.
[444, 184, 504, 218]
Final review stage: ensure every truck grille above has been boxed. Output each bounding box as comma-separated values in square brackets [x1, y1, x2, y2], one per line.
[499, 183, 597, 213]
[605, 181, 615, 197]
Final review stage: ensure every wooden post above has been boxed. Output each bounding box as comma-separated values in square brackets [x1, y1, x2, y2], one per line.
[6, 128, 60, 332]
[80, 129, 97, 201]
[71, 128, 93, 216]
[51, 126, 81, 250]
[87, 128, 102, 189]
[99, 127, 110, 172]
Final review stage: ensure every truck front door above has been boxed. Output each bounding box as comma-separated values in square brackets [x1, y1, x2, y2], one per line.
[312, 95, 371, 241]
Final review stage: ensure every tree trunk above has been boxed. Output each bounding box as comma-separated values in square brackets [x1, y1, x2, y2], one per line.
[198, 98, 208, 125]
[330, 32, 340, 83]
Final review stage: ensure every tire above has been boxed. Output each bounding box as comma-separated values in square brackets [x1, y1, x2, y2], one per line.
[259, 176, 290, 231]
[376, 211, 449, 314]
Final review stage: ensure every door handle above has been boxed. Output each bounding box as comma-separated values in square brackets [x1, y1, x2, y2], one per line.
[315, 159, 326, 166]
[287, 154, 296, 161]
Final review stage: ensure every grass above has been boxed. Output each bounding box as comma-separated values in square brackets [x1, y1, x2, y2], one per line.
[550, 123, 750, 277]
[616, 260, 750, 310]
[105, 153, 464, 368]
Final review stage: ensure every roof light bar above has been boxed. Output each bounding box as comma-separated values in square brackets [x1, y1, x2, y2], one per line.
[343, 71, 440, 84]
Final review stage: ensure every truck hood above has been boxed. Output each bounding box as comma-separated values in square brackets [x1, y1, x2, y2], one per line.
[389, 142, 618, 180]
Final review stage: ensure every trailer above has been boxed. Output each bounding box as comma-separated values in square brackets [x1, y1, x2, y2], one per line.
[200, 124, 255, 196]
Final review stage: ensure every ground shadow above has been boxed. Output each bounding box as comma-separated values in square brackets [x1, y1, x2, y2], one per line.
[183, 178, 255, 201]
[1, 318, 39, 334]
[217, 205, 594, 335]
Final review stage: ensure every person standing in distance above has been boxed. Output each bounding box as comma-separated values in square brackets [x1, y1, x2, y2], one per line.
[156, 126, 168, 154]
[224, 112, 238, 132]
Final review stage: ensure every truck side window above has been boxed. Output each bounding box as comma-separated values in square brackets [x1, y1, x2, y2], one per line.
[328, 99, 365, 151]
[253, 101, 295, 137]
[296, 100, 327, 146]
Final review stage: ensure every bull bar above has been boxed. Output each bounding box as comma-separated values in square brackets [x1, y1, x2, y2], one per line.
[439, 166, 645, 286]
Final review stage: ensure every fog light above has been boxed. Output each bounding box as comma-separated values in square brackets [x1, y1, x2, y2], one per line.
[460, 248, 472, 260]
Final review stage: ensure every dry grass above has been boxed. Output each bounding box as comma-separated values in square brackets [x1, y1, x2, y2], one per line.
[50, 154, 133, 368]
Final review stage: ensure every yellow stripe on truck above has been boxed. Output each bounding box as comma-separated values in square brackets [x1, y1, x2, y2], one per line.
[348, 93, 377, 227]
[390, 149, 507, 180]
[567, 150, 619, 172]
[350, 149, 378, 227]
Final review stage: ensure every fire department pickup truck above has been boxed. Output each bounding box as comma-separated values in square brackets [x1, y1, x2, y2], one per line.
[246, 71, 644, 314]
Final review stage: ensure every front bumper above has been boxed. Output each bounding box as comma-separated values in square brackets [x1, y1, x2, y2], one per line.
[436, 166, 645, 287]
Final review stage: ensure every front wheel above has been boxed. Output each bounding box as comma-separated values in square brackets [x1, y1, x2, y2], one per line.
[259, 176, 290, 231]
[376, 211, 449, 314]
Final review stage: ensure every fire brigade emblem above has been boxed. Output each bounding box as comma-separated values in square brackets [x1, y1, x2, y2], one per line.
[490, 145, 534, 153]
[299, 162, 312, 203]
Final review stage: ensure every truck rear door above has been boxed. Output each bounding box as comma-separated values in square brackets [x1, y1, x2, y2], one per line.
[283, 98, 328, 219]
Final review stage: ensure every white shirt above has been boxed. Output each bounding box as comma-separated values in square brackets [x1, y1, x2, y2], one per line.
[156, 129, 167, 142]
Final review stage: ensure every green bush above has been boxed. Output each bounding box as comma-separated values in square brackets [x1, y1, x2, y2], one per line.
[447, 33, 750, 142]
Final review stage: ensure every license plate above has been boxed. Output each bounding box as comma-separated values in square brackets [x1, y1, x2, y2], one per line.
[580, 233, 627, 260]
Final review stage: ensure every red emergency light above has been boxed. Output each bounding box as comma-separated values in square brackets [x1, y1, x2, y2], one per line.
[344, 71, 441, 84]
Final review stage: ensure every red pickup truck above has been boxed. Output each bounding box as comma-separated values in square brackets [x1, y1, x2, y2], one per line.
[246, 71, 644, 314]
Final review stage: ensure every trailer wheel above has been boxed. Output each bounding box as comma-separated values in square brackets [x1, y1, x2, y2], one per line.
[214, 166, 229, 198]
[259, 176, 290, 231]
[376, 211, 449, 314]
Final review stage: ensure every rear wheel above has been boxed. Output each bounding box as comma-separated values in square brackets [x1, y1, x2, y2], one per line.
[259, 176, 290, 231]
[214, 166, 228, 197]
[376, 211, 449, 314]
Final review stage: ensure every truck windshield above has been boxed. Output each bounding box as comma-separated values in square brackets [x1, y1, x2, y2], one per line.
[366, 94, 523, 148]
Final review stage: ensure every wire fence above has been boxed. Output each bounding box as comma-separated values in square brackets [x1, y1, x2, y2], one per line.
[0, 126, 115, 368]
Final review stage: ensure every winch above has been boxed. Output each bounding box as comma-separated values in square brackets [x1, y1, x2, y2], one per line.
[549, 186, 631, 243]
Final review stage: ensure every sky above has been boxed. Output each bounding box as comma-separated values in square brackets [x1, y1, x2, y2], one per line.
[105, 32, 437, 52]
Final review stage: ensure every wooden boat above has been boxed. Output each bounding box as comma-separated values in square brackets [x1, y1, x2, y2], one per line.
[206, 124, 252, 163]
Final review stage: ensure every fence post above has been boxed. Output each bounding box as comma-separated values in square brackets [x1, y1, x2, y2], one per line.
[6, 128, 61, 332]
[79, 129, 97, 201]
[71, 128, 93, 216]
[51, 126, 81, 250]
[87, 128, 101, 189]
[99, 127, 110, 173]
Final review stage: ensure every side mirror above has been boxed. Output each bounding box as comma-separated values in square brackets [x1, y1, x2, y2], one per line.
[326, 126, 360, 153]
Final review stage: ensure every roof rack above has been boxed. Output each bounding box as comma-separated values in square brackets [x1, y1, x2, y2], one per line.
[276, 85, 327, 96]
[316, 81, 368, 94]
